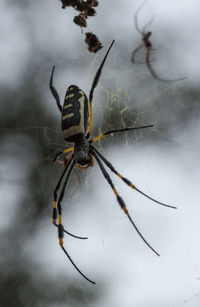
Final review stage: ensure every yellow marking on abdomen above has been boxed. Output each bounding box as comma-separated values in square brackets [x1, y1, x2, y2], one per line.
[64, 103, 73, 109]
[62, 113, 74, 120]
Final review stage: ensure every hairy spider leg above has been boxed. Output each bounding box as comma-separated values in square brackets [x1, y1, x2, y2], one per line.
[49, 66, 63, 113]
[145, 48, 187, 83]
[90, 124, 154, 143]
[56, 159, 95, 284]
[87, 40, 115, 138]
[53, 154, 87, 240]
[131, 42, 145, 63]
[91, 145, 177, 210]
[91, 150, 160, 256]
[132, 42, 158, 64]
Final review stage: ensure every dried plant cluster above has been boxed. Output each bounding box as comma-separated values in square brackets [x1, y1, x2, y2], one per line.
[60, 0, 102, 53]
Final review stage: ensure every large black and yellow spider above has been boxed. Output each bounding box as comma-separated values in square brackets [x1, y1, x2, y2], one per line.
[49, 40, 176, 284]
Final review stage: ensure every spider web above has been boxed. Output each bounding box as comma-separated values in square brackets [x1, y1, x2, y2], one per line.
[1, 0, 200, 307]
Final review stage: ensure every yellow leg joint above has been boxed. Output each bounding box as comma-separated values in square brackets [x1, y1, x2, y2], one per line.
[90, 156, 94, 167]
[58, 214, 62, 224]
[130, 183, 136, 189]
[113, 188, 119, 197]
[59, 238, 63, 247]
[63, 147, 73, 153]
[92, 134, 104, 142]
[123, 206, 129, 214]
[117, 173, 123, 179]
[53, 201, 57, 224]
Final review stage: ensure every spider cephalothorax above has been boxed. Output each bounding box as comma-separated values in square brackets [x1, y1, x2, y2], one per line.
[50, 40, 177, 284]
[74, 138, 91, 166]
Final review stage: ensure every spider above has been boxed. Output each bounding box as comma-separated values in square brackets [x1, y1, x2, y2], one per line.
[49, 40, 177, 284]
[131, 3, 186, 82]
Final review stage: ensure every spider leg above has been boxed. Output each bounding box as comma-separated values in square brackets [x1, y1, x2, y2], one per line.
[53, 151, 64, 162]
[134, 2, 146, 34]
[49, 66, 63, 113]
[91, 145, 177, 209]
[142, 16, 155, 33]
[87, 40, 115, 139]
[56, 159, 95, 284]
[145, 48, 187, 82]
[131, 42, 145, 63]
[53, 154, 87, 240]
[63, 147, 74, 153]
[90, 124, 154, 143]
[53, 147, 74, 163]
[146, 47, 160, 79]
[90, 149, 159, 256]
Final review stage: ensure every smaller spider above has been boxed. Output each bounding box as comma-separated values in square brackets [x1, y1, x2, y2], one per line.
[50, 40, 177, 284]
[131, 3, 186, 82]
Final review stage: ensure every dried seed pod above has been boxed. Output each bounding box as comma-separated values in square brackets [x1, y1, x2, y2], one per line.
[85, 32, 103, 53]
[73, 14, 87, 27]
[61, 0, 76, 9]
[87, 0, 98, 7]
[86, 7, 96, 16]
[74, 1, 89, 12]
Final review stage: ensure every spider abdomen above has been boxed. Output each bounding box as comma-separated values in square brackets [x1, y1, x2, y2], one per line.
[62, 85, 89, 142]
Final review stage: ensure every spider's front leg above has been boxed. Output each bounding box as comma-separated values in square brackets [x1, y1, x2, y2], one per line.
[49, 66, 63, 113]
[86, 40, 115, 139]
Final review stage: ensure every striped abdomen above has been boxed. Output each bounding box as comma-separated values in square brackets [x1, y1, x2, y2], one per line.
[62, 85, 89, 142]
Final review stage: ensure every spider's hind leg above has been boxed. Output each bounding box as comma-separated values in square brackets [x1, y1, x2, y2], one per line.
[56, 159, 95, 284]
